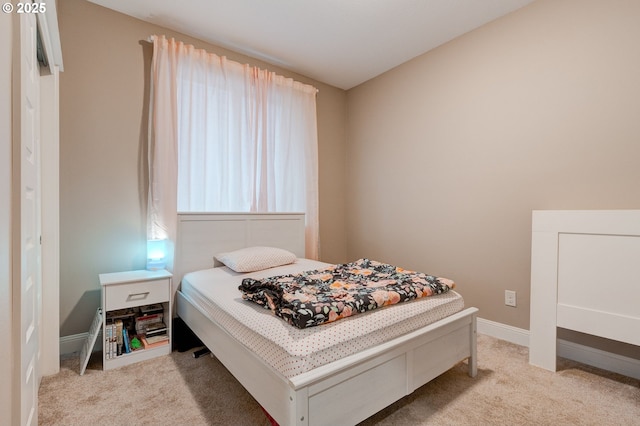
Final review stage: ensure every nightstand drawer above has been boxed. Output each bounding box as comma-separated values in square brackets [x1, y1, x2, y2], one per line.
[104, 278, 170, 311]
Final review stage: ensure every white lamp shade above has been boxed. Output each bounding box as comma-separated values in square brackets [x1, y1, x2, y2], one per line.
[147, 239, 167, 270]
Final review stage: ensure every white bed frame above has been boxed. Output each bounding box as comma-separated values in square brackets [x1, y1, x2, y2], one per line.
[529, 210, 640, 372]
[175, 213, 478, 426]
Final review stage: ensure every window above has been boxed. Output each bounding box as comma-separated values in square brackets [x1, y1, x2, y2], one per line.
[148, 35, 319, 259]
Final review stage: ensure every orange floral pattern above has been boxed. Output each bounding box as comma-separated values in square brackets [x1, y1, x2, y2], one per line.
[239, 259, 455, 329]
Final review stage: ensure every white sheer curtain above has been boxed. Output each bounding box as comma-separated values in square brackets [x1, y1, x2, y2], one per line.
[148, 35, 319, 263]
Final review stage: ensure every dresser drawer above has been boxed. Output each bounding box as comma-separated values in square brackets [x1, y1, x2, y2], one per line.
[104, 278, 170, 311]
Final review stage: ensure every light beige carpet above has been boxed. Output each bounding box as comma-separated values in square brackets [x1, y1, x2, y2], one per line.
[39, 335, 639, 425]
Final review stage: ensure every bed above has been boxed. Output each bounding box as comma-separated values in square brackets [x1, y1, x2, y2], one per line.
[175, 212, 478, 426]
[529, 210, 640, 374]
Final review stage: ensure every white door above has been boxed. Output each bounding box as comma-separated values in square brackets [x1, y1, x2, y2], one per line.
[18, 10, 41, 426]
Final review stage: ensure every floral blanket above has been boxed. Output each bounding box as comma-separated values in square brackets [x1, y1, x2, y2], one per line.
[239, 258, 455, 329]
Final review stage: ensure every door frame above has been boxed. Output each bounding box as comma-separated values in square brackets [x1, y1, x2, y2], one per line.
[36, 0, 64, 379]
[1, 10, 13, 423]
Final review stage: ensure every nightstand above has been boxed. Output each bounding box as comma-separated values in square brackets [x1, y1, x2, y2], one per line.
[99, 269, 172, 370]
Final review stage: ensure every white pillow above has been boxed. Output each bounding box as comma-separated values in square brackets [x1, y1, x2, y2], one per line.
[215, 246, 297, 273]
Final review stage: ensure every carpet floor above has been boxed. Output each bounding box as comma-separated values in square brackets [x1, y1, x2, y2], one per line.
[39, 334, 639, 425]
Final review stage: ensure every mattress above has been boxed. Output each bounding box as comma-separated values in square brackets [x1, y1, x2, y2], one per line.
[180, 258, 465, 378]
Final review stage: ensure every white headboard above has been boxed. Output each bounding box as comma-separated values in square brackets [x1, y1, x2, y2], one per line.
[174, 212, 305, 291]
[529, 210, 640, 374]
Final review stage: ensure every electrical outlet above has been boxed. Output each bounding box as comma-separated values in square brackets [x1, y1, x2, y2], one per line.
[505, 290, 517, 307]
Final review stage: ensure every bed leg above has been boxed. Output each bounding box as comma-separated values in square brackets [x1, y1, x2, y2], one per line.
[468, 353, 478, 378]
[193, 347, 211, 358]
[468, 317, 478, 378]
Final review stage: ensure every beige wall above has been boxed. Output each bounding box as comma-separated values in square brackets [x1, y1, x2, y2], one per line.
[346, 0, 640, 340]
[58, 0, 347, 336]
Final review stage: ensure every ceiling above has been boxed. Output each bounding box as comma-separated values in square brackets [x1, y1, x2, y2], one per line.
[88, 0, 535, 90]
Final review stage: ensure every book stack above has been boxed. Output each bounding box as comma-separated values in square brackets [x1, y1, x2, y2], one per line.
[140, 334, 170, 349]
[104, 304, 168, 358]
[136, 304, 169, 349]
[104, 323, 116, 359]
[105, 308, 137, 358]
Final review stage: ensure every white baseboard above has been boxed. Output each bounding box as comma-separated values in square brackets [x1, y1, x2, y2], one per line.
[60, 332, 102, 357]
[477, 317, 530, 347]
[477, 317, 640, 380]
[557, 339, 640, 380]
